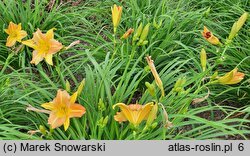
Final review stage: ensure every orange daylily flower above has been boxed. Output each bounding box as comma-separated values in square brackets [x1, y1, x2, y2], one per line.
[22, 28, 63, 65]
[41, 90, 86, 131]
[218, 68, 245, 85]
[111, 4, 122, 33]
[202, 26, 220, 45]
[113, 102, 154, 127]
[4, 22, 27, 47]
[120, 28, 134, 39]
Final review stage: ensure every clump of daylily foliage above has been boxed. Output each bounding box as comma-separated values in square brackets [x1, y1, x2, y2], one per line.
[3, 4, 248, 139]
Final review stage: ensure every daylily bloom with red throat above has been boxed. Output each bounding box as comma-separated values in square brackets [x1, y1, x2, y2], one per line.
[22, 28, 63, 65]
[4, 22, 27, 47]
[217, 68, 245, 85]
[113, 102, 154, 127]
[41, 90, 86, 130]
[202, 26, 220, 45]
[111, 4, 122, 33]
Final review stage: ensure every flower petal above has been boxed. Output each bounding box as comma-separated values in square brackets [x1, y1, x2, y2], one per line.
[48, 112, 66, 129]
[70, 91, 78, 105]
[22, 39, 37, 49]
[54, 90, 70, 107]
[44, 54, 53, 65]
[69, 103, 86, 118]
[30, 50, 44, 65]
[46, 28, 55, 40]
[33, 29, 45, 43]
[64, 117, 70, 131]
[17, 30, 27, 41]
[137, 102, 154, 124]
[48, 39, 63, 54]
[41, 102, 54, 110]
[6, 36, 16, 47]
[114, 112, 127, 123]
[113, 103, 134, 124]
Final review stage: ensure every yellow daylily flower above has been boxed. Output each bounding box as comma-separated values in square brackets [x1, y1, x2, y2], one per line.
[120, 28, 134, 39]
[41, 89, 86, 131]
[113, 102, 154, 127]
[146, 56, 165, 97]
[111, 4, 122, 33]
[4, 22, 27, 47]
[218, 68, 245, 85]
[22, 28, 63, 65]
[202, 26, 220, 45]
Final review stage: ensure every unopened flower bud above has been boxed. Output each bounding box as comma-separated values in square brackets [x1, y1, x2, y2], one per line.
[153, 19, 162, 29]
[146, 103, 158, 127]
[200, 48, 207, 72]
[228, 12, 248, 40]
[139, 23, 150, 42]
[65, 80, 71, 92]
[133, 23, 143, 42]
[145, 82, 156, 97]
[39, 125, 47, 136]
[98, 98, 105, 112]
[77, 79, 85, 96]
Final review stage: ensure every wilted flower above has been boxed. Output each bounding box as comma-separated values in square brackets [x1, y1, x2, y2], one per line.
[4, 22, 27, 47]
[217, 68, 245, 85]
[120, 28, 134, 39]
[113, 102, 154, 127]
[146, 56, 165, 97]
[202, 26, 220, 45]
[111, 4, 122, 33]
[41, 90, 86, 130]
[159, 103, 173, 129]
[22, 28, 63, 65]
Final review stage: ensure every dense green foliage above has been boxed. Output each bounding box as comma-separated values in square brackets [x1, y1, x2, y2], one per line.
[0, 0, 249, 140]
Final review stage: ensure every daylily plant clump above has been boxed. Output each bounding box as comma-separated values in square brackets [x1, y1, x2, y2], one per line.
[2, 3, 248, 139]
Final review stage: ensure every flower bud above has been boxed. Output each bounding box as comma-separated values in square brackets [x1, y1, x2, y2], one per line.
[146, 103, 158, 127]
[173, 77, 186, 93]
[151, 122, 158, 129]
[153, 19, 162, 29]
[77, 79, 85, 96]
[210, 71, 218, 81]
[145, 82, 156, 97]
[139, 23, 150, 42]
[200, 48, 207, 72]
[228, 12, 248, 40]
[65, 80, 71, 92]
[39, 125, 47, 136]
[98, 98, 105, 112]
[203, 7, 210, 17]
[133, 23, 143, 42]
